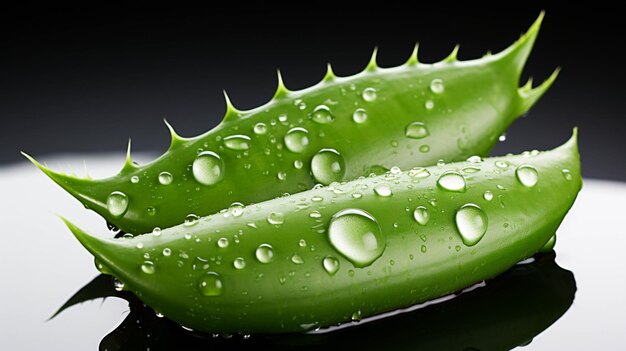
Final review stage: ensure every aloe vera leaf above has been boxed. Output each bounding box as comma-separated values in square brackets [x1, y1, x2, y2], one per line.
[61, 129, 581, 334]
[26, 13, 556, 234]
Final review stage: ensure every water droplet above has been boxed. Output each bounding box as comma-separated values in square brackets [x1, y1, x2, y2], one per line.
[311, 195, 323, 202]
[362, 87, 377, 102]
[421, 245, 427, 253]
[233, 257, 246, 269]
[499, 133, 507, 142]
[516, 164, 538, 187]
[462, 166, 481, 174]
[413, 206, 429, 225]
[193, 151, 224, 186]
[198, 272, 224, 296]
[291, 254, 305, 265]
[152, 227, 162, 237]
[113, 279, 125, 291]
[293, 160, 304, 169]
[483, 190, 493, 201]
[147, 206, 156, 216]
[255, 244, 274, 264]
[184, 214, 200, 227]
[311, 148, 345, 185]
[437, 171, 466, 192]
[217, 237, 229, 248]
[467, 156, 482, 163]
[136, 242, 144, 249]
[352, 108, 368, 123]
[267, 212, 284, 225]
[430, 79, 444, 94]
[107, 191, 129, 218]
[310, 105, 335, 124]
[299, 239, 307, 247]
[437, 159, 445, 167]
[328, 208, 385, 267]
[352, 310, 363, 322]
[352, 193, 362, 199]
[223, 134, 251, 151]
[141, 261, 155, 274]
[419, 145, 430, 153]
[562, 169, 573, 181]
[162, 248, 171, 256]
[229, 203, 244, 217]
[374, 184, 392, 197]
[253, 122, 267, 135]
[130, 176, 139, 184]
[455, 204, 488, 246]
[278, 114, 288, 123]
[409, 167, 430, 178]
[495, 160, 509, 169]
[323, 256, 340, 275]
[284, 127, 310, 153]
[158, 171, 173, 185]
[424, 100, 434, 110]
[309, 210, 322, 218]
[277, 171, 287, 181]
[405, 122, 429, 139]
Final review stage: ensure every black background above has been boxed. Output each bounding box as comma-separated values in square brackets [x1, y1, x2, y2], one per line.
[1, 5, 623, 180]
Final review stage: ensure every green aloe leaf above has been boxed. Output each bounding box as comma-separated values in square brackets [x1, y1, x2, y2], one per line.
[61, 130, 581, 334]
[26, 13, 556, 234]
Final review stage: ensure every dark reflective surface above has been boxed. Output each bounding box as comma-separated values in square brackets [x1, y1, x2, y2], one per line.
[2, 158, 625, 350]
[56, 253, 574, 350]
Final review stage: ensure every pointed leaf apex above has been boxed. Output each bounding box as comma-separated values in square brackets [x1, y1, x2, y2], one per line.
[323, 63, 336, 82]
[516, 67, 560, 116]
[443, 44, 460, 63]
[494, 11, 544, 77]
[365, 47, 379, 71]
[406, 43, 420, 65]
[164, 119, 184, 149]
[121, 138, 136, 172]
[483, 50, 492, 58]
[222, 90, 241, 117]
[273, 69, 290, 99]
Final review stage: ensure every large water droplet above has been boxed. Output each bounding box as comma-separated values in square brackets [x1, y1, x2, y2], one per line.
[323, 256, 340, 275]
[310, 105, 335, 124]
[223, 134, 251, 151]
[352, 108, 368, 123]
[255, 244, 274, 264]
[483, 190, 493, 201]
[405, 122, 429, 139]
[311, 148, 345, 185]
[193, 151, 224, 186]
[328, 208, 385, 268]
[516, 165, 538, 187]
[267, 212, 284, 225]
[455, 204, 488, 246]
[437, 171, 466, 192]
[413, 206, 429, 225]
[284, 127, 310, 153]
[141, 261, 155, 274]
[184, 214, 200, 227]
[158, 172, 173, 185]
[374, 184, 392, 197]
[107, 191, 129, 218]
[362, 87, 377, 102]
[217, 237, 229, 248]
[430, 79, 444, 94]
[253, 122, 267, 135]
[198, 272, 224, 296]
[233, 257, 246, 269]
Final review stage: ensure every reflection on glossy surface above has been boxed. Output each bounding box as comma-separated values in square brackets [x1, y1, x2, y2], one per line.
[54, 253, 574, 350]
[1, 155, 626, 349]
